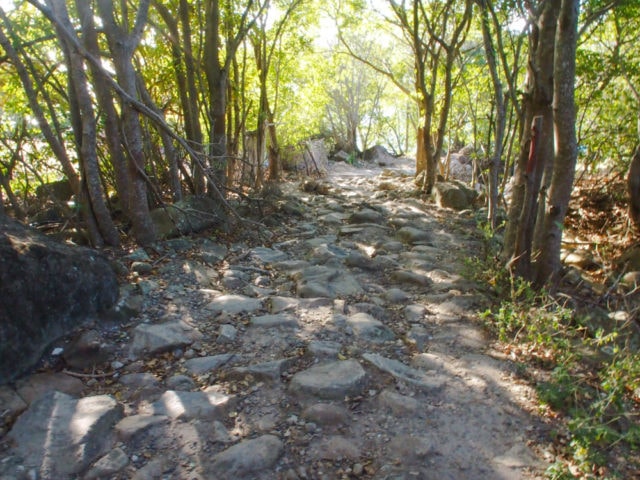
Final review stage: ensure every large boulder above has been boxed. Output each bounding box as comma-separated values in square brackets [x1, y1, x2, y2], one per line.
[433, 181, 478, 211]
[0, 216, 118, 384]
[150, 195, 223, 239]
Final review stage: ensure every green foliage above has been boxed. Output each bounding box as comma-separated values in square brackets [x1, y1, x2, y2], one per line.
[475, 227, 640, 478]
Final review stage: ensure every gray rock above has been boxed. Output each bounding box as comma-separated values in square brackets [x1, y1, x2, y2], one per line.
[165, 374, 196, 391]
[84, 447, 129, 479]
[228, 358, 294, 382]
[63, 329, 110, 370]
[348, 208, 384, 224]
[208, 435, 284, 478]
[183, 354, 236, 375]
[251, 313, 299, 328]
[308, 340, 342, 359]
[378, 389, 420, 415]
[9, 391, 123, 478]
[397, 226, 431, 244]
[125, 248, 151, 262]
[0, 386, 27, 429]
[309, 435, 361, 461]
[363, 353, 446, 392]
[118, 373, 162, 401]
[301, 403, 350, 426]
[390, 269, 433, 287]
[205, 294, 263, 314]
[200, 239, 228, 264]
[0, 216, 118, 384]
[251, 247, 289, 263]
[217, 324, 238, 344]
[293, 266, 363, 298]
[131, 261, 153, 274]
[289, 360, 367, 400]
[267, 296, 300, 313]
[406, 325, 431, 352]
[114, 414, 170, 441]
[346, 312, 395, 343]
[384, 288, 410, 304]
[181, 260, 217, 287]
[15, 372, 84, 404]
[150, 195, 223, 238]
[404, 304, 427, 323]
[147, 388, 236, 420]
[387, 434, 434, 461]
[129, 321, 202, 357]
[433, 181, 477, 211]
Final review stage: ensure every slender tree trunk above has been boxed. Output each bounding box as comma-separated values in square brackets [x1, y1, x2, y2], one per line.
[0, 13, 81, 197]
[534, 0, 580, 287]
[478, 0, 505, 228]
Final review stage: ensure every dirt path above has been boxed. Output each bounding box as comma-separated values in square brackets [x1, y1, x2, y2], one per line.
[1, 159, 548, 479]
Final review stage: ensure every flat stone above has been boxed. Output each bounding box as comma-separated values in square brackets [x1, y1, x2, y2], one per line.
[208, 435, 283, 478]
[217, 324, 238, 344]
[387, 434, 434, 461]
[384, 288, 411, 304]
[406, 325, 431, 352]
[308, 340, 342, 359]
[199, 239, 228, 264]
[15, 372, 84, 404]
[267, 296, 300, 313]
[0, 386, 27, 428]
[404, 304, 427, 323]
[397, 226, 431, 244]
[362, 353, 446, 392]
[378, 389, 420, 415]
[205, 294, 263, 314]
[9, 391, 123, 478]
[250, 313, 299, 328]
[309, 435, 361, 461]
[114, 414, 170, 441]
[251, 247, 289, 263]
[129, 321, 202, 357]
[183, 354, 236, 375]
[147, 388, 236, 420]
[228, 358, 294, 382]
[390, 269, 433, 287]
[293, 265, 363, 298]
[289, 360, 367, 400]
[165, 374, 196, 391]
[346, 312, 395, 343]
[348, 208, 384, 224]
[84, 447, 129, 479]
[118, 372, 162, 400]
[301, 403, 350, 426]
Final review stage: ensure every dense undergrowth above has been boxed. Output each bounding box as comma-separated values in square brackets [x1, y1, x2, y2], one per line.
[472, 218, 640, 479]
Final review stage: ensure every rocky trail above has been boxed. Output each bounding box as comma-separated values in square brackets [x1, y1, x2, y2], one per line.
[0, 159, 549, 479]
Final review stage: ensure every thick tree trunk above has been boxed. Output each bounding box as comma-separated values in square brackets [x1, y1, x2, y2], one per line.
[48, 0, 120, 247]
[534, 0, 580, 287]
[75, 0, 132, 217]
[97, 0, 157, 245]
[503, 1, 559, 277]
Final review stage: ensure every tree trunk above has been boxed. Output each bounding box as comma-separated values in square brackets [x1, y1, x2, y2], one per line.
[0, 14, 81, 197]
[97, 0, 156, 245]
[534, 0, 580, 287]
[628, 145, 640, 230]
[75, 0, 132, 217]
[48, 0, 120, 247]
[478, 0, 505, 228]
[503, 1, 559, 276]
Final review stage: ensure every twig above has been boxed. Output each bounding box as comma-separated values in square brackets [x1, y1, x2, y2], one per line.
[62, 368, 117, 378]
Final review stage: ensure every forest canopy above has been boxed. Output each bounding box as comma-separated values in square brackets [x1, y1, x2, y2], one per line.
[0, 0, 638, 286]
